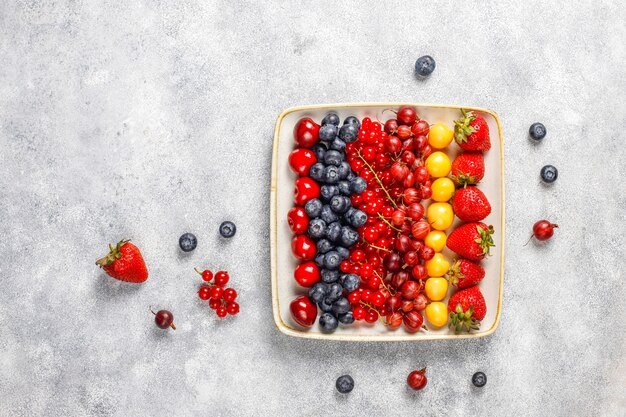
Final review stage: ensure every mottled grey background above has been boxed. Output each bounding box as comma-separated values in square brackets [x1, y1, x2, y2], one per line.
[1, 0, 625, 416]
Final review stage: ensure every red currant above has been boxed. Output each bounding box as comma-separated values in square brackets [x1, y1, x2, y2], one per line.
[208, 298, 221, 309]
[210, 285, 224, 300]
[353, 306, 366, 320]
[200, 269, 213, 282]
[198, 285, 211, 300]
[350, 249, 366, 263]
[340, 260, 352, 273]
[226, 301, 240, 315]
[216, 307, 227, 318]
[223, 288, 237, 302]
[348, 291, 361, 304]
[214, 271, 229, 286]
[365, 310, 379, 323]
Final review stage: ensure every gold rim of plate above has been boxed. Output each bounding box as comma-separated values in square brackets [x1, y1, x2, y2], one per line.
[270, 102, 505, 341]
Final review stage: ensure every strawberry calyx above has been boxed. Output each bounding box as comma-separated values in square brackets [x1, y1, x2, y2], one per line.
[474, 225, 495, 257]
[448, 303, 480, 333]
[96, 239, 130, 267]
[450, 172, 477, 187]
[453, 109, 476, 144]
[446, 260, 465, 287]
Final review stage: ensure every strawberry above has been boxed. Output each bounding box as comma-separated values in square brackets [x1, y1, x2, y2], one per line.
[446, 222, 495, 261]
[96, 240, 148, 283]
[450, 152, 484, 186]
[447, 286, 487, 333]
[451, 186, 491, 222]
[454, 110, 491, 152]
[447, 259, 485, 289]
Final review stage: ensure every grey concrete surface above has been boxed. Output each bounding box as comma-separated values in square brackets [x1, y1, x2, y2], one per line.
[1, 1, 625, 416]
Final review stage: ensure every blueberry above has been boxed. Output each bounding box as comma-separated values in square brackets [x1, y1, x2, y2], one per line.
[314, 253, 325, 268]
[415, 55, 436, 77]
[346, 171, 356, 182]
[219, 221, 236, 238]
[472, 372, 487, 387]
[319, 313, 339, 332]
[319, 124, 338, 142]
[349, 209, 367, 228]
[326, 283, 343, 302]
[318, 298, 334, 313]
[332, 297, 351, 315]
[540, 165, 558, 183]
[349, 177, 367, 194]
[308, 218, 327, 240]
[323, 251, 341, 270]
[179, 233, 197, 252]
[324, 165, 340, 184]
[320, 205, 339, 224]
[335, 375, 354, 394]
[337, 180, 351, 196]
[326, 221, 342, 242]
[529, 123, 546, 141]
[324, 150, 343, 166]
[338, 124, 359, 142]
[304, 198, 323, 218]
[309, 283, 327, 304]
[309, 162, 325, 182]
[312, 143, 327, 161]
[344, 207, 356, 221]
[320, 185, 339, 202]
[322, 112, 340, 126]
[337, 161, 351, 180]
[340, 273, 360, 292]
[330, 137, 346, 152]
[330, 195, 351, 214]
[316, 238, 334, 254]
[335, 246, 350, 260]
[343, 116, 361, 129]
[338, 311, 354, 325]
[321, 268, 339, 284]
[340, 226, 360, 247]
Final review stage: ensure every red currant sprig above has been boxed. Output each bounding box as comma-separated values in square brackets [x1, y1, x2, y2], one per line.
[195, 268, 239, 318]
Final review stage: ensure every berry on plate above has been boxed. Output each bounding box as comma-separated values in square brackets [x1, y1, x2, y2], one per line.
[448, 285, 487, 333]
[96, 240, 148, 283]
[428, 123, 454, 149]
[451, 186, 491, 222]
[454, 110, 491, 152]
[290, 295, 317, 327]
[450, 152, 484, 186]
[447, 259, 485, 289]
[425, 302, 448, 327]
[294, 118, 320, 148]
[446, 222, 495, 261]
[288, 148, 317, 176]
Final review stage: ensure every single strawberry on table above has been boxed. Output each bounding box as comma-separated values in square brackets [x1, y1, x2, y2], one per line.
[450, 152, 484, 186]
[448, 285, 486, 333]
[446, 222, 495, 261]
[447, 259, 485, 289]
[454, 110, 491, 152]
[451, 186, 491, 222]
[96, 240, 148, 283]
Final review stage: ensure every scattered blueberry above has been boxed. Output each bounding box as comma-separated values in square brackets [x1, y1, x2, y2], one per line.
[349, 177, 367, 194]
[349, 209, 367, 228]
[319, 313, 339, 332]
[309, 162, 325, 182]
[219, 221, 236, 238]
[312, 143, 327, 161]
[179, 233, 197, 252]
[337, 180, 351, 196]
[305, 198, 323, 218]
[309, 283, 327, 304]
[326, 283, 343, 302]
[324, 165, 340, 183]
[338, 311, 354, 325]
[308, 218, 327, 240]
[326, 221, 342, 242]
[320, 184, 339, 202]
[323, 251, 341, 270]
[332, 297, 351, 315]
[321, 268, 339, 284]
[472, 372, 487, 387]
[324, 150, 343, 166]
[330, 137, 346, 152]
[540, 165, 558, 183]
[340, 226, 360, 247]
[337, 161, 351, 179]
[343, 116, 361, 129]
[322, 112, 340, 126]
[529, 123, 546, 141]
[330, 195, 351, 214]
[340, 274, 360, 292]
[318, 298, 334, 313]
[338, 124, 359, 142]
[335, 245, 350, 260]
[316, 238, 334, 254]
[415, 55, 436, 77]
[320, 205, 339, 224]
[335, 375, 354, 394]
[319, 124, 338, 142]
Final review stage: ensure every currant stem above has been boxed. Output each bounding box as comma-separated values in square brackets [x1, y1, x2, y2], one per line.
[363, 242, 391, 253]
[377, 213, 402, 232]
[356, 149, 398, 208]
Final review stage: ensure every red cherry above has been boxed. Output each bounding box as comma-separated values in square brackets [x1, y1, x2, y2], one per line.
[531, 220, 559, 241]
[289, 295, 317, 327]
[223, 288, 237, 302]
[291, 235, 316, 261]
[287, 207, 309, 235]
[294, 261, 321, 287]
[226, 301, 240, 315]
[214, 271, 229, 286]
[198, 285, 211, 300]
[407, 368, 427, 390]
[288, 148, 317, 176]
[294, 177, 320, 205]
[294, 117, 320, 148]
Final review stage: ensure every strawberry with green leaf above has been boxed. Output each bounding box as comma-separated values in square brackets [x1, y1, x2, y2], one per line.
[451, 186, 491, 222]
[454, 110, 491, 152]
[96, 240, 148, 283]
[446, 222, 495, 261]
[447, 259, 485, 289]
[448, 286, 486, 333]
[450, 152, 484, 186]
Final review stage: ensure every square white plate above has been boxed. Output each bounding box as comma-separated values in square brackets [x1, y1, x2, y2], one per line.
[270, 103, 505, 341]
